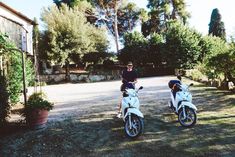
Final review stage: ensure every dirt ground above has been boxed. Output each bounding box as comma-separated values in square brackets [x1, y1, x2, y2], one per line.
[0, 76, 234, 157]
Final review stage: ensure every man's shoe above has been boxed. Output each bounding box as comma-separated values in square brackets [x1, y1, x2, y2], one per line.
[116, 112, 122, 118]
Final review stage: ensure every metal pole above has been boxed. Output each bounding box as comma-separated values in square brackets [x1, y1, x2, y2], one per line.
[21, 51, 27, 106]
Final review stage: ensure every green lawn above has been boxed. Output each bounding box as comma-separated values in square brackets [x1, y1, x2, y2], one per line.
[0, 82, 234, 157]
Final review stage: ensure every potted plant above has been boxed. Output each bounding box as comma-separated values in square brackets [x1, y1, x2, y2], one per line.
[23, 92, 54, 129]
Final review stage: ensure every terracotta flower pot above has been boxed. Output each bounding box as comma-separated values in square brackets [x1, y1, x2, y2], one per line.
[27, 109, 49, 129]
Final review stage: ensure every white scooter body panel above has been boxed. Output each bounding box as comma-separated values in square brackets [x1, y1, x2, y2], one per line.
[168, 79, 197, 127]
[121, 88, 142, 121]
[177, 101, 197, 112]
[124, 108, 144, 119]
[170, 83, 196, 113]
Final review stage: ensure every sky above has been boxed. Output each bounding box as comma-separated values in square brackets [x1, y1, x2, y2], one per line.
[1, 0, 235, 38]
[186, 0, 235, 37]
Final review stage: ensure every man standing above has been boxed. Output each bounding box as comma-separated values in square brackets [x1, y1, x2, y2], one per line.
[117, 61, 138, 117]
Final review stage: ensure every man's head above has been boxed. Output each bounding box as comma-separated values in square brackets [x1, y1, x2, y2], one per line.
[127, 61, 133, 71]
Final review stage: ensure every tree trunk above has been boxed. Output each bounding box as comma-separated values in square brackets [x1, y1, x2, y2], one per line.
[114, 0, 120, 53]
[65, 60, 70, 81]
[128, 18, 132, 32]
[0, 56, 2, 75]
[227, 72, 235, 86]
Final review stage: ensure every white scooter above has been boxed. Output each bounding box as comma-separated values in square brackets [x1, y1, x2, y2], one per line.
[120, 85, 144, 138]
[168, 76, 197, 127]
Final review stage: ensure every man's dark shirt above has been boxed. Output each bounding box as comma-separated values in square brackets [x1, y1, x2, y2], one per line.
[122, 69, 137, 83]
[120, 69, 137, 92]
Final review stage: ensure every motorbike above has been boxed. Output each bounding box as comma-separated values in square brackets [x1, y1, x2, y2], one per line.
[120, 85, 144, 138]
[168, 76, 197, 127]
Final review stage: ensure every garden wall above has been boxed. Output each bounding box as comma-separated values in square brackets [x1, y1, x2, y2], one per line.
[39, 70, 121, 84]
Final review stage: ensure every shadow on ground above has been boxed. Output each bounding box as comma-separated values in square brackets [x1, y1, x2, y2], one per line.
[1, 79, 235, 157]
[0, 110, 234, 157]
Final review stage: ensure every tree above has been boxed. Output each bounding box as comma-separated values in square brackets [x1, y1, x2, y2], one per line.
[171, 0, 190, 24]
[41, 4, 108, 80]
[117, 2, 140, 35]
[94, 0, 124, 53]
[53, 0, 97, 23]
[208, 8, 226, 40]
[199, 35, 228, 62]
[53, 0, 88, 8]
[83, 52, 108, 65]
[206, 50, 235, 89]
[164, 21, 201, 69]
[118, 31, 148, 65]
[142, 0, 190, 37]
[201, 36, 232, 88]
[148, 33, 164, 67]
[93, 0, 142, 52]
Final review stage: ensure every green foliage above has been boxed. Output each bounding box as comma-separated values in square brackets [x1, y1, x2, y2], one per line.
[0, 75, 10, 125]
[0, 33, 34, 123]
[139, 8, 149, 23]
[0, 33, 35, 104]
[188, 35, 233, 87]
[185, 68, 205, 81]
[117, 2, 141, 36]
[120, 22, 202, 70]
[198, 35, 228, 82]
[208, 8, 226, 40]
[142, 0, 190, 36]
[25, 92, 54, 111]
[94, 0, 142, 37]
[53, 0, 90, 8]
[118, 31, 148, 65]
[83, 52, 109, 65]
[41, 4, 108, 65]
[146, 33, 165, 67]
[0, 34, 8, 52]
[7, 51, 35, 104]
[199, 35, 228, 62]
[164, 21, 201, 69]
[206, 49, 235, 80]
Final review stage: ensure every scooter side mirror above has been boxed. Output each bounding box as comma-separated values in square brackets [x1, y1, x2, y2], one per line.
[139, 86, 143, 90]
[189, 83, 194, 86]
[177, 75, 182, 81]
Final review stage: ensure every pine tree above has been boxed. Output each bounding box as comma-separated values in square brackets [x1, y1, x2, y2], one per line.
[142, 0, 190, 37]
[208, 8, 226, 40]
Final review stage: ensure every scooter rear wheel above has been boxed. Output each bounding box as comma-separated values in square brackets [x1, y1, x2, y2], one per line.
[124, 114, 144, 138]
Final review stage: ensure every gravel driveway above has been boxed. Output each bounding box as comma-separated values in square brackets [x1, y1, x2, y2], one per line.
[35, 76, 175, 122]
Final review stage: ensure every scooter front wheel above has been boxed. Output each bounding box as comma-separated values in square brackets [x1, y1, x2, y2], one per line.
[178, 107, 197, 127]
[124, 114, 144, 138]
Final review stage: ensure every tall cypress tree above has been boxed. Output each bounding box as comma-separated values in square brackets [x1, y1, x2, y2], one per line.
[208, 8, 226, 40]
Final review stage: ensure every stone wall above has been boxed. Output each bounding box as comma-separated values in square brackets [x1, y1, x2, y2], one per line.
[39, 71, 121, 84]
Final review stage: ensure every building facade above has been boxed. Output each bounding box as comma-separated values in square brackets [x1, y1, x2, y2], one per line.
[0, 2, 35, 55]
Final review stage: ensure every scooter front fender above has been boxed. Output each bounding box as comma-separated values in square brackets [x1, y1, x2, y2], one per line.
[178, 101, 197, 112]
[124, 108, 144, 119]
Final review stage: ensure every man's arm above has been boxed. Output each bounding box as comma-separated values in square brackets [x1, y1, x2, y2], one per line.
[129, 70, 137, 84]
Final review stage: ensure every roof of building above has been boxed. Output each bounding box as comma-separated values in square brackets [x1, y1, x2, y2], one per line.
[0, 2, 36, 25]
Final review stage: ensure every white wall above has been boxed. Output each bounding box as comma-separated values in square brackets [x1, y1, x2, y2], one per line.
[0, 6, 33, 55]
